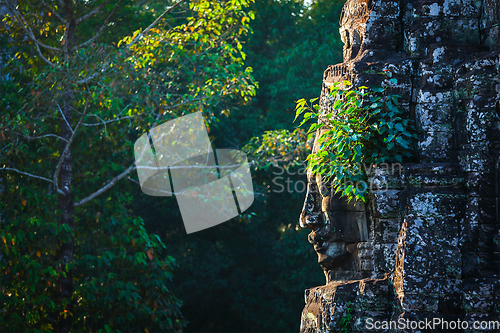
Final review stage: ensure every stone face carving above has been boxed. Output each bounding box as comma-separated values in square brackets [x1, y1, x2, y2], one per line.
[339, 0, 370, 61]
[300, 0, 500, 332]
[300, 166, 370, 283]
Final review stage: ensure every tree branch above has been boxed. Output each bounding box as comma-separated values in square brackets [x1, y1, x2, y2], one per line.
[76, 0, 123, 49]
[75, 0, 113, 25]
[1, 167, 65, 195]
[127, 0, 186, 48]
[53, 102, 89, 194]
[40, 0, 65, 22]
[4, 1, 58, 67]
[21, 132, 69, 142]
[74, 164, 136, 207]
[5, 1, 62, 53]
[34, 38, 57, 67]
[83, 115, 134, 126]
[56, 101, 74, 134]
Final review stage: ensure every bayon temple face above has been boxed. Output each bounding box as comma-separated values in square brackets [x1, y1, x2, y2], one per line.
[300, 0, 500, 330]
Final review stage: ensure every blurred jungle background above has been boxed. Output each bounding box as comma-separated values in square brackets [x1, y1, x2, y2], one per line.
[0, 0, 344, 331]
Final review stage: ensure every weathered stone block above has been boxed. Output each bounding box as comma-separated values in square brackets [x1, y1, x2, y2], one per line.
[406, 173, 464, 188]
[369, 174, 404, 191]
[354, 73, 413, 101]
[405, 216, 460, 247]
[359, 242, 375, 271]
[441, 17, 481, 43]
[415, 89, 454, 104]
[463, 279, 499, 313]
[418, 128, 453, 161]
[368, 165, 404, 190]
[370, 0, 400, 18]
[383, 77, 413, 103]
[373, 243, 398, 272]
[411, 0, 481, 18]
[465, 172, 483, 191]
[403, 162, 461, 176]
[460, 195, 482, 246]
[455, 76, 499, 102]
[455, 56, 498, 75]
[373, 218, 401, 244]
[404, 244, 462, 278]
[404, 17, 480, 56]
[370, 190, 401, 218]
[419, 62, 454, 76]
[402, 291, 440, 312]
[466, 108, 489, 142]
[402, 275, 441, 294]
[439, 278, 464, 312]
[465, 107, 500, 143]
[459, 146, 492, 172]
[365, 16, 401, 46]
[465, 96, 499, 110]
[406, 191, 466, 218]
[384, 59, 417, 77]
[481, 0, 500, 29]
[417, 120, 453, 134]
[420, 72, 454, 89]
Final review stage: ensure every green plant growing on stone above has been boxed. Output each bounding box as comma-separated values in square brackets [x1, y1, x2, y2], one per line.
[294, 76, 416, 202]
[338, 301, 355, 333]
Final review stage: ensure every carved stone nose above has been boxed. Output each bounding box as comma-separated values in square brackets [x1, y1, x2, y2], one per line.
[308, 230, 329, 244]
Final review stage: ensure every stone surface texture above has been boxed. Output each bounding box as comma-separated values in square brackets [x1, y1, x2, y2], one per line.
[300, 0, 500, 332]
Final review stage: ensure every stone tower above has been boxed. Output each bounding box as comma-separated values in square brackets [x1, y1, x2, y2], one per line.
[299, 0, 500, 331]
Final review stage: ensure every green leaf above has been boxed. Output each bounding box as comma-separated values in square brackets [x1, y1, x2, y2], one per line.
[333, 99, 342, 110]
[396, 136, 410, 148]
[391, 95, 399, 105]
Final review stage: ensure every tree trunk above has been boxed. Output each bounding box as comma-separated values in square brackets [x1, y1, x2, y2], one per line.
[57, 1, 76, 331]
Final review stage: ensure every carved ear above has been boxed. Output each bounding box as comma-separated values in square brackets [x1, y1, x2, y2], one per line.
[350, 29, 362, 59]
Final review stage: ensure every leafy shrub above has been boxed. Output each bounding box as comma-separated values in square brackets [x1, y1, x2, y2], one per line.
[295, 77, 416, 202]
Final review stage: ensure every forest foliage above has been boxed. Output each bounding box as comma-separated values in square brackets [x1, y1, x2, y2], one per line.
[0, 0, 345, 332]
